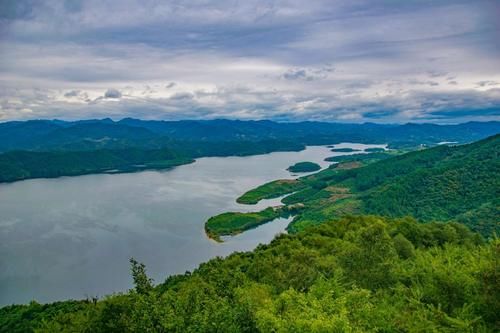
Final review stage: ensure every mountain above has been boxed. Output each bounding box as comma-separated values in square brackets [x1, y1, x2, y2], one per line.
[0, 119, 498, 183]
[232, 134, 500, 237]
[1, 119, 499, 152]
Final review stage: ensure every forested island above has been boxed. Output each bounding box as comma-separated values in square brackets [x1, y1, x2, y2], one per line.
[287, 161, 321, 173]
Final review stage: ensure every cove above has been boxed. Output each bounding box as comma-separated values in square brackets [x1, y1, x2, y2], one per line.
[0, 143, 385, 305]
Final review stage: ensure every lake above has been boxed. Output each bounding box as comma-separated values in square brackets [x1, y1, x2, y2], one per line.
[0, 143, 385, 305]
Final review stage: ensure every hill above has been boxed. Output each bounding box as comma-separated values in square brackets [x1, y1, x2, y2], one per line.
[231, 135, 500, 237]
[0, 119, 498, 183]
[1, 216, 497, 332]
[1, 119, 498, 153]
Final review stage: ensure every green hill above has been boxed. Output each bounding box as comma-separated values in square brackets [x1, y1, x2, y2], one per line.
[2, 216, 497, 332]
[234, 135, 500, 236]
[2, 135, 499, 332]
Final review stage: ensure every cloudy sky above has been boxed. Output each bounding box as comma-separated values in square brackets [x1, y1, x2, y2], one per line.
[0, 0, 499, 123]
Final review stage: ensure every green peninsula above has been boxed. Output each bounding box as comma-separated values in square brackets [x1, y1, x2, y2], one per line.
[209, 134, 500, 238]
[236, 179, 306, 204]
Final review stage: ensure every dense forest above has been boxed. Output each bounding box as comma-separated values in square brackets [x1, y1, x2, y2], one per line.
[1, 129, 499, 332]
[1, 216, 498, 332]
[1, 119, 499, 153]
[287, 161, 321, 173]
[233, 134, 500, 236]
[0, 119, 499, 182]
[0, 139, 303, 183]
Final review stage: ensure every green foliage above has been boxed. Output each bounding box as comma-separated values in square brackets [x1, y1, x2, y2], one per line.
[130, 258, 153, 295]
[360, 135, 500, 235]
[364, 147, 385, 153]
[0, 300, 88, 333]
[330, 147, 361, 152]
[205, 207, 283, 241]
[5, 216, 498, 332]
[0, 148, 193, 182]
[287, 161, 321, 173]
[236, 179, 307, 204]
[324, 151, 397, 163]
[241, 134, 499, 237]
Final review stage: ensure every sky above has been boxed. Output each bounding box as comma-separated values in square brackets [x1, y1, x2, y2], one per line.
[0, 0, 499, 123]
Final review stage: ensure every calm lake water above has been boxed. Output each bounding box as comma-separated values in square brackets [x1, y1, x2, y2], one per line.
[0, 143, 385, 305]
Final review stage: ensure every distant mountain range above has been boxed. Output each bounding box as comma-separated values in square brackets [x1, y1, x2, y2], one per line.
[0, 119, 498, 183]
[1, 118, 499, 152]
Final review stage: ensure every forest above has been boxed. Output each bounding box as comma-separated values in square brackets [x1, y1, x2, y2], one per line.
[233, 134, 499, 237]
[1, 134, 499, 332]
[1, 216, 498, 332]
[1, 119, 499, 183]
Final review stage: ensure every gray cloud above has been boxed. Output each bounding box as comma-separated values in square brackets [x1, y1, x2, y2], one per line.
[476, 80, 499, 87]
[104, 88, 122, 99]
[64, 90, 80, 97]
[169, 92, 195, 101]
[426, 70, 448, 78]
[0, 0, 499, 123]
[282, 65, 334, 81]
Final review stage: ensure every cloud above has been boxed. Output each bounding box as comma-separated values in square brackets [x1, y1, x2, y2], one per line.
[476, 80, 499, 87]
[0, 0, 499, 123]
[282, 65, 334, 81]
[169, 92, 194, 101]
[426, 70, 448, 78]
[64, 90, 80, 97]
[104, 88, 122, 99]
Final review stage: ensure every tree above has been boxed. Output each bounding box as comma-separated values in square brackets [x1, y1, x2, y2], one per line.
[129, 258, 153, 294]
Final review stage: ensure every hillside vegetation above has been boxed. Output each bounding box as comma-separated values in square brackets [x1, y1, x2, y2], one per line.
[1, 119, 499, 153]
[2, 135, 499, 332]
[1, 216, 498, 332]
[0, 140, 303, 183]
[233, 135, 500, 236]
[1, 119, 498, 182]
[0, 149, 193, 182]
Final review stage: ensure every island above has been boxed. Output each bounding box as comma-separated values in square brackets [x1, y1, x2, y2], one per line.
[287, 161, 321, 173]
[330, 147, 361, 152]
